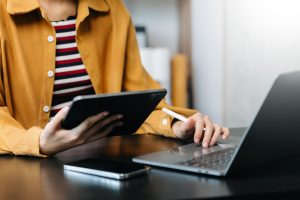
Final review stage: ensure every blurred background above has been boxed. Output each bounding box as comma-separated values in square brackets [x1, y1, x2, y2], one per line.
[123, 0, 300, 128]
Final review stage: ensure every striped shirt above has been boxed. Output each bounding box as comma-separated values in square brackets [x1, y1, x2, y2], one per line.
[50, 16, 95, 119]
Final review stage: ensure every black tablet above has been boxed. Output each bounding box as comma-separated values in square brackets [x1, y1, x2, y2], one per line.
[61, 89, 167, 136]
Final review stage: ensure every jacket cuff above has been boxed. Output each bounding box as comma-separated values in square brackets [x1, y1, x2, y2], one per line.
[12, 126, 48, 158]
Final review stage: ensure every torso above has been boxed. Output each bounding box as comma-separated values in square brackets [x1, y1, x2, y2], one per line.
[49, 16, 95, 119]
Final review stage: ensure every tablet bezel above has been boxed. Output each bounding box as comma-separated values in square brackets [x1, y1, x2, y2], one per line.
[61, 89, 167, 136]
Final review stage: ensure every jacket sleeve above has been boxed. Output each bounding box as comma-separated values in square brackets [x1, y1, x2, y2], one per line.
[0, 37, 45, 157]
[123, 19, 197, 138]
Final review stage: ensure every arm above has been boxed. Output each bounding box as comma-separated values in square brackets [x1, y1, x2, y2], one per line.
[0, 38, 45, 156]
[122, 19, 229, 145]
[0, 59, 123, 156]
[121, 19, 194, 137]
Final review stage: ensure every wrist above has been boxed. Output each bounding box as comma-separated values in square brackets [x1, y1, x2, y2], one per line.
[172, 120, 184, 139]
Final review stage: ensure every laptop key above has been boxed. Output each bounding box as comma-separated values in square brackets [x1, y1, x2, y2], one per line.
[178, 147, 236, 171]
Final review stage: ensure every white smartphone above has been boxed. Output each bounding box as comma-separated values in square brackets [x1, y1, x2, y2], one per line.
[63, 158, 150, 180]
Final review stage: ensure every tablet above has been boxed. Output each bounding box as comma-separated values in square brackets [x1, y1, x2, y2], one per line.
[61, 89, 167, 136]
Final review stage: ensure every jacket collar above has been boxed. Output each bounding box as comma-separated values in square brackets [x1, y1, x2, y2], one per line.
[6, 0, 109, 15]
[6, 0, 39, 15]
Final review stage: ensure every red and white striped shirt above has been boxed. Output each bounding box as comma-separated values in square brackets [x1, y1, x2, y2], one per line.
[50, 16, 95, 119]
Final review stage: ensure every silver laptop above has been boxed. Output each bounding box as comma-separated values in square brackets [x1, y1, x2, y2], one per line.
[133, 70, 300, 176]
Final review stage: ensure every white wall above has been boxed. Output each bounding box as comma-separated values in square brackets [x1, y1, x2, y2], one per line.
[123, 0, 179, 55]
[191, 0, 225, 124]
[192, 0, 300, 127]
[225, 0, 300, 127]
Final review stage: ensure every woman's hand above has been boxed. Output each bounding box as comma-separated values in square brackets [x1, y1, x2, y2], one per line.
[39, 106, 123, 155]
[172, 112, 230, 147]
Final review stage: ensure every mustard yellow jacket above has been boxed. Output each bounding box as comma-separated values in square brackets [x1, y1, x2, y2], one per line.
[0, 0, 196, 156]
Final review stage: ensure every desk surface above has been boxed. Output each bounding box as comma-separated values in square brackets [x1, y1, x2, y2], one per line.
[1, 128, 300, 200]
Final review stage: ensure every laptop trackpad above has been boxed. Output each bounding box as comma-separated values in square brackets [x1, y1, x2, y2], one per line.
[138, 135, 242, 164]
[217, 135, 242, 148]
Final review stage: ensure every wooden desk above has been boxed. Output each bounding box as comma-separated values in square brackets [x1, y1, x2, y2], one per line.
[1, 128, 300, 200]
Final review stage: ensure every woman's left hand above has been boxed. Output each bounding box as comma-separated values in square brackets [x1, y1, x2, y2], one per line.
[172, 112, 230, 147]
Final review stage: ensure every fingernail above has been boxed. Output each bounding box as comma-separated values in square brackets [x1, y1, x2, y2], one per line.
[195, 138, 200, 143]
[101, 112, 109, 117]
[203, 142, 208, 148]
[63, 106, 69, 113]
[104, 112, 109, 115]
[118, 114, 123, 118]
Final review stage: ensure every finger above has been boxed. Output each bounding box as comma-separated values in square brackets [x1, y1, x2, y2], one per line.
[73, 111, 109, 134]
[201, 115, 214, 148]
[85, 120, 124, 143]
[193, 117, 204, 144]
[47, 106, 69, 130]
[97, 114, 123, 130]
[191, 113, 205, 144]
[210, 124, 222, 146]
[221, 127, 230, 139]
[83, 114, 123, 139]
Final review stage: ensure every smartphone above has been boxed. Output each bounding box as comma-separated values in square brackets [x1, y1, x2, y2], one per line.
[63, 158, 150, 180]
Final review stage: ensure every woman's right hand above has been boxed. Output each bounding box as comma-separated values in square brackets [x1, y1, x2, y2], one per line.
[39, 106, 123, 155]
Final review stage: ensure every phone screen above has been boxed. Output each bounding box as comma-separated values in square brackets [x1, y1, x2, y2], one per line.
[63, 158, 150, 180]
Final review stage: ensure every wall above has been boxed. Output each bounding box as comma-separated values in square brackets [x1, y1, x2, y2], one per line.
[123, 0, 179, 56]
[191, 0, 225, 124]
[192, 0, 300, 127]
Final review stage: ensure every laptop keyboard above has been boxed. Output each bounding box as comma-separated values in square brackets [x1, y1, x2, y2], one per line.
[178, 147, 236, 171]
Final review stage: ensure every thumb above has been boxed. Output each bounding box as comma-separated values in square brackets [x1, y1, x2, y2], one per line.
[48, 106, 69, 130]
[180, 118, 195, 134]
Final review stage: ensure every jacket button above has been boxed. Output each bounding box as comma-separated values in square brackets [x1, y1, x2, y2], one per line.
[47, 70, 54, 78]
[47, 35, 54, 43]
[43, 106, 50, 113]
[162, 118, 168, 126]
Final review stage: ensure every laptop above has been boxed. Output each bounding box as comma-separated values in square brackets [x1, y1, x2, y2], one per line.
[133, 70, 300, 176]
